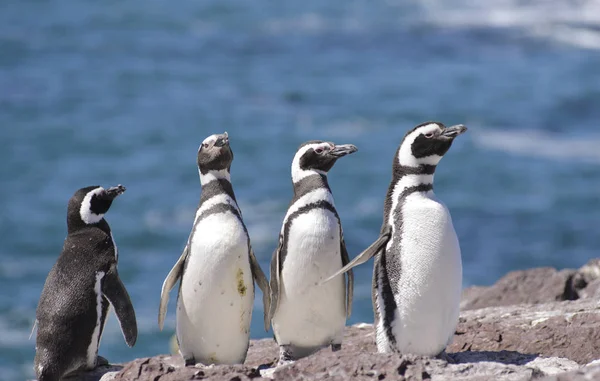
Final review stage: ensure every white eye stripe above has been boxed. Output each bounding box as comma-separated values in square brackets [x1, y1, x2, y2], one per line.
[80, 187, 106, 225]
[397, 124, 443, 167]
[314, 143, 330, 153]
[416, 124, 442, 136]
[291, 143, 331, 183]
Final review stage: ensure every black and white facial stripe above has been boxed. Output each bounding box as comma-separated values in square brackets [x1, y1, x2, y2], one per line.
[291, 141, 358, 184]
[396, 122, 467, 167]
[67, 185, 126, 232]
[67, 185, 125, 261]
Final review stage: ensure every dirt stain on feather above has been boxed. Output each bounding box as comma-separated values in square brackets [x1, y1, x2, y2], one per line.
[236, 268, 247, 296]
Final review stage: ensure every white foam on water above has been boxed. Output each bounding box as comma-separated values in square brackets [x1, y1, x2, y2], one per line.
[264, 13, 328, 34]
[472, 128, 600, 163]
[418, 0, 600, 50]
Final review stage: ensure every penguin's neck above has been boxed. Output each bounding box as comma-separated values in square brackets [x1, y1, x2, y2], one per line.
[199, 170, 237, 205]
[292, 173, 331, 200]
[199, 168, 230, 185]
[382, 164, 435, 227]
[67, 213, 111, 236]
[391, 164, 436, 195]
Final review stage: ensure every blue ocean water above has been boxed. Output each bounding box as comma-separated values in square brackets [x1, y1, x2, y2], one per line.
[2, 0, 600, 379]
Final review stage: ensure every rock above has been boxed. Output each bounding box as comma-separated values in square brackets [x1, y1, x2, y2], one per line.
[540, 364, 600, 381]
[270, 349, 579, 381]
[449, 298, 600, 365]
[101, 303, 597, 381]
[60, 364, 123, 381]
[111, 354, 268, 381]
[460, 267, 575, 310]
[71, 260, 600, 380]
[461, 259, 600, 310]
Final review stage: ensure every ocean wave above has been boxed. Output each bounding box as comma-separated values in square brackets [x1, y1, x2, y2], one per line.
[471, 128, 600, 163]
[419, 0, 600, 49]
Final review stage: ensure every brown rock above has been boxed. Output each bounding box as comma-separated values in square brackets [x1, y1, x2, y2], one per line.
[540, 364, 600, 381]
[461, 259, 600, 310]
[108, 355, 267, 381]
[72, 261, 600, 381]
[460, 268, 575, 310]
[449, 298, 600, 364]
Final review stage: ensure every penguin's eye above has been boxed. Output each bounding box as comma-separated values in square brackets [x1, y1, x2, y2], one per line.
[315, 148, 324, 154]
[424, 132, 434, 139]
[203, 143, 209, 148]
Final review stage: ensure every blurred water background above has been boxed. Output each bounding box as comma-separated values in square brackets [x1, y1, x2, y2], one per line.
[2, 0, 600, 379]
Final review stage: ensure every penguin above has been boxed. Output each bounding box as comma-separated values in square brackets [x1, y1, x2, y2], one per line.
[158, 132, 270, 366]
[34, 185, 137, 381]
[268, 140, 357, 364]
[323, 122, 467, 357]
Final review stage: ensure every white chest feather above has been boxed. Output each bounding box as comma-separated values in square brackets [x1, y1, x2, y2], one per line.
[273, 207, 346, 348]
[382, 191, 462, 355]
[177, 211, 254, 364]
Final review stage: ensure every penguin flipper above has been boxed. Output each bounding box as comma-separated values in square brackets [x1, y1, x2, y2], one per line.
[29, 319, 37, 340]
[249, 248, 271, 332]
[321, 225, 392, 284]
[102, 264, 138, 347]
[267, 236, 284, 328]
[340, 235, 354, 318]
[158, 245, 188, 331]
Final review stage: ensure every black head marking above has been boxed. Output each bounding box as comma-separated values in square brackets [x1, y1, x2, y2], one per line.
[411, 126, 449, 160]
[397, 122, 467, 166]
[197, 133, 233, 175]
[296, 140, 358, 174]
[67, 185, 125, 233]
[298, 141, 335, 173]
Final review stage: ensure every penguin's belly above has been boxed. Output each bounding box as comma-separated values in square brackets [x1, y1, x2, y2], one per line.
[177, 212, 254, 364]
[386, 193, 462, 355]
[273, 209, 346, 349]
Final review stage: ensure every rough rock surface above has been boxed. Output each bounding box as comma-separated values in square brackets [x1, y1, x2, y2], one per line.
[460, 259, 600, 311]
[449, 298, 600, 365]
[76, 260, 600, 381]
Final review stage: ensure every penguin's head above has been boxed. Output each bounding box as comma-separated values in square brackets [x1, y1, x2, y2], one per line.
[292, 140, 358, 183]
[68, 185, 126, 227]
[197, 132, 233, 176]
[397, 122, 467, 167]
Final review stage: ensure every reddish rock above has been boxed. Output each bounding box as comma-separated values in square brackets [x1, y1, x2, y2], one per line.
[461, 259, 600, 311]
[449, 298, 600, 365]
[75, 260, 600, 381]
[460, 268, 575, 310]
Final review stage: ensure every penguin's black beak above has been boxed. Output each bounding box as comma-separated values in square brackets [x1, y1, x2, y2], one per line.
[441, 125, 467, 139]
[103, 185, 126, 200]
[329, 144, 358, 158]
[214, 132, 229, 147]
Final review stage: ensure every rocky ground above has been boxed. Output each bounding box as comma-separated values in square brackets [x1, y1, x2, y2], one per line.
[77, 259, 600, 381]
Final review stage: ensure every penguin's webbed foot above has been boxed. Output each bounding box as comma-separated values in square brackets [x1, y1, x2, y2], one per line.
[331, 343, 342, 352]
[277, 345, 296, 366]
[435, 349, 455, 364]
[184, 357, 196, 367]
[96, 356, 110, 367]
[194, 363, 216, 369]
